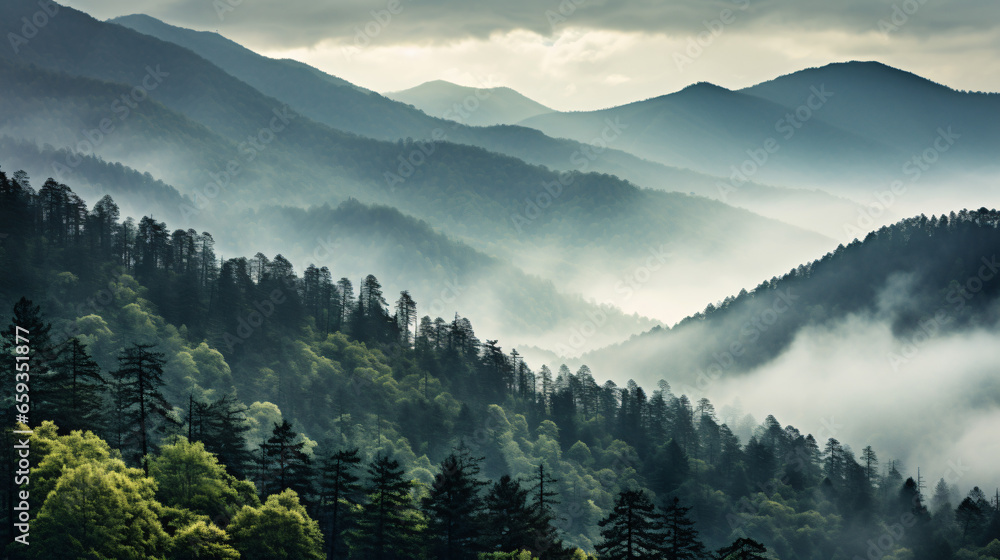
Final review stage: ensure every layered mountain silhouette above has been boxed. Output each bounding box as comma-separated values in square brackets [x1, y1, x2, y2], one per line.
[386, 80, 554, 126]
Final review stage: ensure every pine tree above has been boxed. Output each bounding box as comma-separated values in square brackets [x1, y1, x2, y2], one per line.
[422, 449, 488, 560]
[596, 489, 659, 560]
[823, 438, 845, 484]
[716, 538, 768, 560]
[264, 420, 312, 501]
[861, 445, 879, 486]
[45, 337, 106, 433]
[395, 291, 417, 347]
[350, 454, 422, 560]
[111, 343, 175, 473]
[319, 448, 362, 560]
[484, 475, 537, 553]
[203, 393, 255, 480]
[529, 462, 567, 558]
[658, 497, 706, 560]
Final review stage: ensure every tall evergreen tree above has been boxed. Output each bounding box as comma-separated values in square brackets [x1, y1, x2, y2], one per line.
[529, 462, 566, 558]
[45, 337, 106, 433]
[716, 538, 768, 560]
[350, 454, 422, 560]
[264, 420, 313, 500]
[596, 489, 659, 560]
[202, 393, 255, 480]
[422, 449, 488, 560]
[484, 475, 537, 554]
[395, 291, 417, 347]
[658, 497, 706, 560]
[319, 448, 362, 560]
[111, 343, 174, 473]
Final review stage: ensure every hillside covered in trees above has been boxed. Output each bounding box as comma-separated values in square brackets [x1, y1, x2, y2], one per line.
[3, 169, 1000, 560]
[579, 207, 1000, 388]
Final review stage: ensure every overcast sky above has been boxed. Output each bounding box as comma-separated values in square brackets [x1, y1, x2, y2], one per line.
[66, 0, 1000, 111]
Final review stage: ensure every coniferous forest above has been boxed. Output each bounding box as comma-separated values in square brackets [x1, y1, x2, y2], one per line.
[3, 170, 1000, 560]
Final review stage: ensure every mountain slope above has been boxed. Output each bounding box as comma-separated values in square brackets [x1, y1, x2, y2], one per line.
[520, 82, 897, 189]
[107, 13, 698, 195]
[577, 208, 1000, 387]
[0, 30, 834, 275]
[0, 1, 842, 350]
[107, 12, 865, 236]
[386, 80, 554, 126]
[742, 61, 1000, 165]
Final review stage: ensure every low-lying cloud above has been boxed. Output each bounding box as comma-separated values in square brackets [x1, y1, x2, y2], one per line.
[700, 315, 1000, 494]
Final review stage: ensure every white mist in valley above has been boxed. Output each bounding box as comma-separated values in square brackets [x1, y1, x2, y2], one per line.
[678, 315, 1000, 494]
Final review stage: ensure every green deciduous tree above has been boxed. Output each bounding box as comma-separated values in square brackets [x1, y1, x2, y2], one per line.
[228, 489, 325, 560]
[168, 519, 241, 560]
[30, 458, 170, 559]
[149, 436, 258, 521]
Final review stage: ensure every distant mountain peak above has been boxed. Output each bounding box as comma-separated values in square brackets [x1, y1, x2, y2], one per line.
[386, 80, 553, 126]
[682, 81, 730, 92]
[744, 59, 950, 92]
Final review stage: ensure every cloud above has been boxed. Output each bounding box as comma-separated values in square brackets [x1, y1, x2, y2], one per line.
[69, 0, 1000, 50]
[66, 0, 1000, 110]
[704, 315, 1000, 494]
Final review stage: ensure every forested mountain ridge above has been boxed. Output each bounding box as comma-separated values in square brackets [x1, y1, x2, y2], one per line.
[578, 207, 1000, 388]
[2, 166, 1000, 560]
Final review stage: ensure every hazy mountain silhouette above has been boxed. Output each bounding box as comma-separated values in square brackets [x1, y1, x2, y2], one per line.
[108, 12, 861, 237]
[520, 81, 896, 189]
[386, 79, 554, 126]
